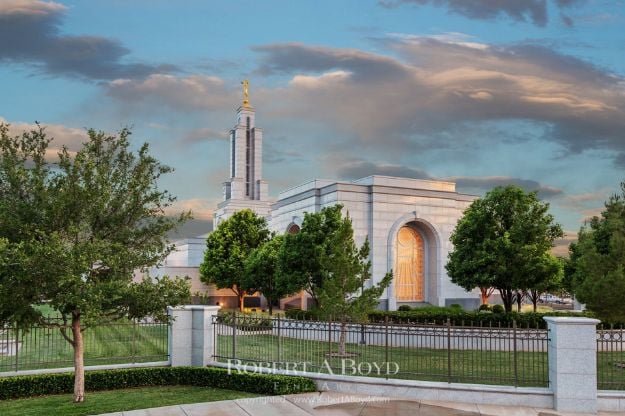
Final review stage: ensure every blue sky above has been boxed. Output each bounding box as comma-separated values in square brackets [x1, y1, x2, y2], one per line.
[1, 0, 624, 243]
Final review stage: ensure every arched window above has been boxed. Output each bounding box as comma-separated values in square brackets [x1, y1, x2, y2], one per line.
[395, 226, 425, 301]
[287, 224, 300, 234]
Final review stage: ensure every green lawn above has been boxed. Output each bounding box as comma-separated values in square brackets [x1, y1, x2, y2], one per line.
[0, 385, 258, 416]
[216, 333, 550, 387]
[0, 322, 168, 372]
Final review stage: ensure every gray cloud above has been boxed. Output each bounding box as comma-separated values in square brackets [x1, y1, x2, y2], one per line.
[0, 1, 173, 80]
[336, 160, 433, 181]
[379, 0, 587, 27]
[264, 141, 305, 164]
[252, 43, 411, 81]
[446, 175, 564, 198]
[335, 159, 562, 199]
[181, 128, 229, 144]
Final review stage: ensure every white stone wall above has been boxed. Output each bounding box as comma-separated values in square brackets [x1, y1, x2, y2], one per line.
[268, 176, 478, 309]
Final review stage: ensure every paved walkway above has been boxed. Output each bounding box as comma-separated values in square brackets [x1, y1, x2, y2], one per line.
[99, 391, 624, 416]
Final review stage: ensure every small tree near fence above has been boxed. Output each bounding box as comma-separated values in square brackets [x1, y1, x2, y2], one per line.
[0, 124, 191, 402]
[309, 206, 392, 356]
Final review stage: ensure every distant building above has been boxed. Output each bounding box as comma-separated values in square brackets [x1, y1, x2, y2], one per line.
[145, 87, 480, 310]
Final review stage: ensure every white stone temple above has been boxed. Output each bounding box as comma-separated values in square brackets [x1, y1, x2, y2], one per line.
[149, 83, 480, 310]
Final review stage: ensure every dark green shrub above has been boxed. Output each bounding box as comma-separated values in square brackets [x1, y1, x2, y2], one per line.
[478, 304, 491, 312]
[367, 309, 595, 328]
[0, 367, 316, 400]
[284, 308, 322, 320]
[397, 305, 412, 311]
[449, 303, 463, 311]
[491, 304, 505, 314]
[216, 312, 273, 330]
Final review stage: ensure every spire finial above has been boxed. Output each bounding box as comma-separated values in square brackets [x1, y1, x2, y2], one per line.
[241, 79, 250, 107]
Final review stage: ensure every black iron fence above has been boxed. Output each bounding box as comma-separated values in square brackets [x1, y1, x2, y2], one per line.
[597, 324, 625, 390]
[0, 318, 169, 373]
[212, 313, 549, 387]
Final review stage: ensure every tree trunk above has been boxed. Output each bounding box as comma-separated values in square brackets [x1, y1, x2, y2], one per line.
[268, 302, 273, 316]
[71, 313, 85, 403]
[238, 292, 245, 312]
[338, 320, 347, 356]
[516, 291, 522, 312]
[480, 288, 489, 305]
[499, 288, 514, 313]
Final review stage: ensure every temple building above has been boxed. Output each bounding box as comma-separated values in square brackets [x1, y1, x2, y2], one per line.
[148, 82, 480, 310]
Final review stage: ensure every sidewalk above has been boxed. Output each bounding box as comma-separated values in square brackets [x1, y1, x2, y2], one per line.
[98, 391, 624, 416]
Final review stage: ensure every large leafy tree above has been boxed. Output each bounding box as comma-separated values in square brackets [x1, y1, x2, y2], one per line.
[200, 209, 270, 311]
[446, 186, 563, 313]
[568, 182, 625, 322]
[277, 205, 343, 303]
[0, 124, 191, 402]
[244, 235, 290, 315]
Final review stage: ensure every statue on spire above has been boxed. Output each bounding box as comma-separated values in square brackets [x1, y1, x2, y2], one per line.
[241, 79, 250, 107]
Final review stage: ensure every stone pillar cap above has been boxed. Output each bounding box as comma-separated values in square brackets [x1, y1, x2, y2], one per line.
[543, 316, 600, 325]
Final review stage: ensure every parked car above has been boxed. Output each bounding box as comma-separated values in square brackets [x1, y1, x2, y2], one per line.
[539, 294, 563, 304]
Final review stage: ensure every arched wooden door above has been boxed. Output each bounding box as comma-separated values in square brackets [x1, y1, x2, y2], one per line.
[395, 226, 425, 302]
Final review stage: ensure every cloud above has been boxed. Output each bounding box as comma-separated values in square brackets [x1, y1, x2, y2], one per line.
[378, 0, 587, 27]
[336, 160, 433, 180]
[180, 128, 229, 144]
[164, 197, 216, 221]
[264, 141, 305, 164]
[446, 175, 563, 198]
[1, 116, 87, 161]
[250, 39, 625, 164]
[0, 0, 173, 80]
[107, 74, 234, 110]
[333, 159, 561, 198]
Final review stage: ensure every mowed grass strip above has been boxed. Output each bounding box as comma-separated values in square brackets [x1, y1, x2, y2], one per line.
[0, 322, 168, 372]
[0, 385, 258, 416]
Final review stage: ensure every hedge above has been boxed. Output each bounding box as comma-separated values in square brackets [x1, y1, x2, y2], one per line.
[0, 366, 317, 400]
[285, 307, 596, 328]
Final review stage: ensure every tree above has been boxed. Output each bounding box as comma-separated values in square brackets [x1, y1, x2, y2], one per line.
[524, 254, 563, 312]
[284, 205, 392, 356]
[0, 124, 191, 402]
[446, 186, 563, 313]
[244, 235, 291, 315]
[568, 182, 625, 322]
[200, 209, 270, 311]
[277, 205, 343, 303]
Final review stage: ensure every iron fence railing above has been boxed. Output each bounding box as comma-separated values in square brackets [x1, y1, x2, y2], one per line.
[597, 324, 625, 390]
[0, 318, 169, 373]
[212, 313, 549, 387]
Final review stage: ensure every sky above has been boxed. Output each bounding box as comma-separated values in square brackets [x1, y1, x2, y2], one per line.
[1, 0, 624, 244]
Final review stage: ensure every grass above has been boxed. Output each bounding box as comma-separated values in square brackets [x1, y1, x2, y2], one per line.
[216, 333, 550, 387]
[0, 321, 168, 372]
[520, 304, 553, 313]
[0, 385, 258, 416]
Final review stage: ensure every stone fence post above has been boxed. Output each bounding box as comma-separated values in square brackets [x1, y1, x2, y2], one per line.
[168, 305, 220, 367]
[544, 316, 600, 414]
